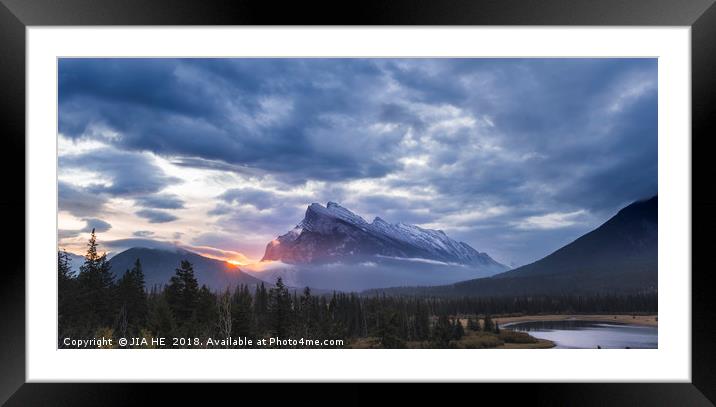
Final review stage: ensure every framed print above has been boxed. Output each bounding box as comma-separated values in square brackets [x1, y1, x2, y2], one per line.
[1, 0, 715, 404]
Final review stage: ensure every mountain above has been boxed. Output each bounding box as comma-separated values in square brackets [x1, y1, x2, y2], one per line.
[249, 202, 507, 291]
[262, 201, 504, 267]
[108, 247, 268, 291]
[368, 196, 658, 297]
[63, 251, 85, 276]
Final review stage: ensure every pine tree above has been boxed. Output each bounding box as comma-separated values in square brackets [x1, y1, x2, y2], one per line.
[58, 249, 73, 282]
[58, 249, 76, 336]
[378, 310, 406, 348]
[267, 277, 292, 339]
[467, 317, 480, 331]
[231, 284, 255, 339]
[254, 282, 268, 335]
[327, 291, 347, 339]
[414, 301, 430, 341]
[483, 315, 494, 333]
[116, 258, 148, 335]
[165, 260, 199, 328]
[317, 295, 331, 339]
[147, 292, 175, 338]
[431, 314, 453, 348]
[452, 318, 465, 340]
[76, 229, 115, 333]
[299, 287, 314, 338]
[194, 285, 217, 338]
[217, 289, 232, 344]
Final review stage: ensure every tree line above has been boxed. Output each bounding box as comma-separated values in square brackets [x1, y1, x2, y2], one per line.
[58, 230, 657, 349]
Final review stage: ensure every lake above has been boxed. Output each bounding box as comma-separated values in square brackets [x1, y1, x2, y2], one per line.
[503, 320, 658, 349]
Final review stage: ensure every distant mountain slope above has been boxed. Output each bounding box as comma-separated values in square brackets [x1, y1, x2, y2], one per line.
[368, 196, 657, 297]
[108, 247, 268, 291]
[262, 202, 505, 269]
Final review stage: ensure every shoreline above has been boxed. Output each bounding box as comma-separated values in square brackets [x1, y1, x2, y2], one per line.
[497, 338, 556, 349]
[495, 314, 658, 327]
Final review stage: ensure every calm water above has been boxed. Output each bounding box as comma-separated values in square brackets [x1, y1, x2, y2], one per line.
[504, 320, 657, 349]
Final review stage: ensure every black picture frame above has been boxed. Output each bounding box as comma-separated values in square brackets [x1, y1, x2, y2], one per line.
[1, 0, 714, 404]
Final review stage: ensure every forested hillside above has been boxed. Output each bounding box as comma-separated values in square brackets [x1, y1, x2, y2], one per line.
[58, 230, 656, 349]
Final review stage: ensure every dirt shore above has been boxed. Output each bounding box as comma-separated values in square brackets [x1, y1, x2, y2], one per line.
[495, 314, 658, 327]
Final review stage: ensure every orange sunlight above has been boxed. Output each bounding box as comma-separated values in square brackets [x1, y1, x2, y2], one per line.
[186, 246, 255, 268]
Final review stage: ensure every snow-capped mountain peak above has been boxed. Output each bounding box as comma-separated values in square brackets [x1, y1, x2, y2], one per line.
[262, 202, 506, 271]
[300, 202, 368, 232]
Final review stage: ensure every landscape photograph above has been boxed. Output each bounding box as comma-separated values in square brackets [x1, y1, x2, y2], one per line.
[57, 58, 658, 349]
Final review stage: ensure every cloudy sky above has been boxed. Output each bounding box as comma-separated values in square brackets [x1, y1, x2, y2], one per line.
[58, 58, 657, 267]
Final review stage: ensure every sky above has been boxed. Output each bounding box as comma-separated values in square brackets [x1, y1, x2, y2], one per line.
[57, 58, 657, 267]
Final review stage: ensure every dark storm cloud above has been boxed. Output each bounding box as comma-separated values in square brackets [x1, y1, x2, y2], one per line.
[379, 102, 426, 131]
[135, 209, 179, 224]
[58, 181, 108, 217]
[378, 59, 657, 216]
[59, 58, 403, 183]
[57, 58, 657, 202]
[170, 157, 262, 176]
[82, 218, 112, 233]
[59, 148, 181, 197]
[59, 58, 657, 265]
